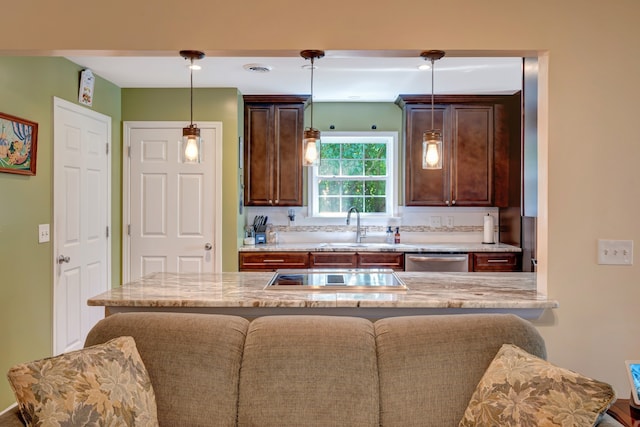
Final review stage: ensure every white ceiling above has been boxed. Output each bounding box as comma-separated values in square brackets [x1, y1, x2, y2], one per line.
[65, 54, 523, 102]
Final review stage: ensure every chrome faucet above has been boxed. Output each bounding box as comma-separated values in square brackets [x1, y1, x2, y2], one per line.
[346, 206, 365, 243]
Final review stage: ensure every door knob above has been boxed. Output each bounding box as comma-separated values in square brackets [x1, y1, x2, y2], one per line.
[204, 243, 212, 251]
[57, 255, 70, 264]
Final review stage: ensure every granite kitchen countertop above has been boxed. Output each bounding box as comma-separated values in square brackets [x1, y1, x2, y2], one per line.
[88, 271, 555, 319]
[238, 242, 521, 252]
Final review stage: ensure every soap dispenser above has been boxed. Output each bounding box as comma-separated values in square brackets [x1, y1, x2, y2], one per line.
[394, 227, 401, 244]
[386, 226, 394, 244]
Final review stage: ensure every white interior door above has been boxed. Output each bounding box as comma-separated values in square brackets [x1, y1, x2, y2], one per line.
[123, 122, 222, 282]
[53, 97, 111, 355]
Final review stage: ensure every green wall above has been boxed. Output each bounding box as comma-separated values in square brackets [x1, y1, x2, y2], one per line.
[121, 88, 242, 272]
[0, 57, 122, 407]
[313, 102, 402, 133]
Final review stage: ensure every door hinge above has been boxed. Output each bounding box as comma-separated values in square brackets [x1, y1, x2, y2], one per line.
[128, 146, 131, 158]
[128, 224, 131, 236]
[106, 226, 110, 238]
[106, 143, 109, 155]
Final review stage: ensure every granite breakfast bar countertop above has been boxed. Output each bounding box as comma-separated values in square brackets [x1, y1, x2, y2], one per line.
[88, 271, 556, 320]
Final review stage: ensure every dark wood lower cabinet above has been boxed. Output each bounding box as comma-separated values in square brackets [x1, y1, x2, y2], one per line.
[357, 252, 404, 271]
[240, 251, 518, 272]
[241, 251, 404, 271]
[309, 252, 358, 268]
[238, 252, 309, 271]
[471, 252, 521, 272]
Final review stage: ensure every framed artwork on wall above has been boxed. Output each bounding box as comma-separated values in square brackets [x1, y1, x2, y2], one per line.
[0, 112, 38, 176]
[78, 69, 95, 106]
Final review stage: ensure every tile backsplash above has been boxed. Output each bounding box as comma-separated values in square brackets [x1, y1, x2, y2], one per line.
[244, 206, 500, 244]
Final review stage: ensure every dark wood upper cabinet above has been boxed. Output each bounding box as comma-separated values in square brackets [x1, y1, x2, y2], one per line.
[397, 94, 519, 207]
[243, 95, 309, 206]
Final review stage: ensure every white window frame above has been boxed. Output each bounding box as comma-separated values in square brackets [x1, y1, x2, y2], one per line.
[308, 131, 398, 218]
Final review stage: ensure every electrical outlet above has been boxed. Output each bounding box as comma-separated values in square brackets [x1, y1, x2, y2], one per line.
[597, 239, 633, 265]
[38, 224, 50, 243]
[430, 216, 441, 228]
[445, 216, 454, 228]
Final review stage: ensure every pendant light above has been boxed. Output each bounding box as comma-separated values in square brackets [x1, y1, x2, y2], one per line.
[300, 49, 325, 167]
[180, 50, 205, 163]
[420, 50, 445, 169]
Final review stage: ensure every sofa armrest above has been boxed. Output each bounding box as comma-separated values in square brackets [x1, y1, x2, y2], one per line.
[0, 406, 23, 427]
[597, 412, 625, 427]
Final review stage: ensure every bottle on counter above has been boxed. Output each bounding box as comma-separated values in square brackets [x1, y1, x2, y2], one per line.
[386, 226, 394, 244]
[394, 227, 401, 244]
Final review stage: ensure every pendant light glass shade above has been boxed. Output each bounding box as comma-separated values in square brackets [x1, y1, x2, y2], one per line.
[182, 124, 201, 164]
[420, 50, 445, 170]
[180, 50, 205, 164]
[300, 49, 325, 167]
[303, 128, 321, 165]
[422, 130, 443, 169]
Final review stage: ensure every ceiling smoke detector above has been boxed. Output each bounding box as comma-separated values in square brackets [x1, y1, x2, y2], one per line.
[243, 63, 273, 73]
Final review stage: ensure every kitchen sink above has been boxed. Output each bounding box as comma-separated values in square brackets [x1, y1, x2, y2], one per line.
[265, 268, 408, 291]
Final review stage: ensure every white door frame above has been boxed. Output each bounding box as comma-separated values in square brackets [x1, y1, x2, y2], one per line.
[122, 121, 223, 282]
[53, 97, 111, 354]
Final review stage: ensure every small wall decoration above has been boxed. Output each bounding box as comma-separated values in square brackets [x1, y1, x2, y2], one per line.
[78, 69, 95, 106]
[0, 112, 38, 175]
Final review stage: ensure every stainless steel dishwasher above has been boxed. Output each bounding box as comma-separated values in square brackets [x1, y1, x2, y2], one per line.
[404, 253, 470, 272]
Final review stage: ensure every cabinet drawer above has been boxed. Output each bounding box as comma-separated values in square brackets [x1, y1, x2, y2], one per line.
[239, 252, 309, 271]
[309, 252, 358, 268]
[358, 252, 405, 271]
[472, 252, 521, 272]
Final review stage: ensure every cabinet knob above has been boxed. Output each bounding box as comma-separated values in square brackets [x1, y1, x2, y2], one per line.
[445, 200, 450, 206]
[452, 200, 456, 205]
[268, 200, 273, 205]
[275, 199, 279, 204]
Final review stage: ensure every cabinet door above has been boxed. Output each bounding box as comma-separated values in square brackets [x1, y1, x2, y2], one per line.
[450, 105, 494, 206]
[273, 104, 304, 206]
[404, 105, 449, 206]
[239, 251, 309, 271]
[357, 252, 405, 271]
[309, 252, 358, 268]
[244, 105, 273, 205]
[471, 252, 521, 272]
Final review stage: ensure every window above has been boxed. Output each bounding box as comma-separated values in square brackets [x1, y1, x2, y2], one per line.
[309, 132, 397, 217]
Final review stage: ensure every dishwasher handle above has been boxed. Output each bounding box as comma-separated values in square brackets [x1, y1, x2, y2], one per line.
[407, 255, 468, 263]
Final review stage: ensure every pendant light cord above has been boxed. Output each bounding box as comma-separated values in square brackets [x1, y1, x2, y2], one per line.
[310, 57, 315, 129]
[190, 59, 194, 126]
[430, 57, 435, 129]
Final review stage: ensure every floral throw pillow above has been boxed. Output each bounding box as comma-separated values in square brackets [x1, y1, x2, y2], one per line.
[459, 343, 615, 427]
[7, 336, 158, 426]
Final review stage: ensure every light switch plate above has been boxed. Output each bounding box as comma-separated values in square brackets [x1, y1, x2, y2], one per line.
[38, 224, 50, 243]
[597, 239, 633, 265]
[430, 216, 441, 228]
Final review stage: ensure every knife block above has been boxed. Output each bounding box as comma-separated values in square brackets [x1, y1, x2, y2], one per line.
[254, 224, 267, 244]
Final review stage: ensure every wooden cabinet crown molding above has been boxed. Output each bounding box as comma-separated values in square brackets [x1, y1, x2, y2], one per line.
[395, 93, 520, 108]
[243, 94, 310, 105]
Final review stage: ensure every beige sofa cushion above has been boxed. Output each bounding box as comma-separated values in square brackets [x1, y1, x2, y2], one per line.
[375, 314, 546, 427]
[237, 315, 379, 427]
[85, 312, 249, 427]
